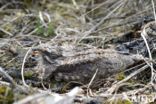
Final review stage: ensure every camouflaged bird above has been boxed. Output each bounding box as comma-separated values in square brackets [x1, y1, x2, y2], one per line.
[31, 43, 143, 83]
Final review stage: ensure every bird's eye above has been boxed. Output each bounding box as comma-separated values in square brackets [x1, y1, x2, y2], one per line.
[32, 50, 40, 57]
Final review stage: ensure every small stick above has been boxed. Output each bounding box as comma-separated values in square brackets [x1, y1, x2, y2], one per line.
[0, 67, 16, 87]
[87, 68, 99, 97]
[106, 65, 149, 94]
[21, 46, 33, 87]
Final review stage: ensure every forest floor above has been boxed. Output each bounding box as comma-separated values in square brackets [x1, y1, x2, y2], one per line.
[0, 0, 156, 104]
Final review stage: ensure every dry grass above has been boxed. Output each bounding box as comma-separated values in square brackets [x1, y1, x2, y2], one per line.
[0, 0, 156, 104]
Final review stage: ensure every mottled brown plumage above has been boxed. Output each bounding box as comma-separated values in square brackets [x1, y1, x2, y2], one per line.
[32, 43, 143, 83]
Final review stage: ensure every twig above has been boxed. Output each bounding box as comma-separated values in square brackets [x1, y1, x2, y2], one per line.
[87, 68, 98, 96]
[21, 46, 33, 87]
[106, 65, 149, 94]
[39, 11, 51, 28]
[141, 21, 155, 84]
[72, 0, 79, 9]
[14, 93, 49, 104]
[0, 81, 10, 86]
[0, 27, 13, 36]
[77, 0, 124, 43]
[0, 67, 16, 87]
[87, 69, 99, 88]
[82, 0, 112, 17]
[151, 0, 156, 22]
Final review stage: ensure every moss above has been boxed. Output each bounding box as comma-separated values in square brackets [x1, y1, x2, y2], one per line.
[116, 72, 125, 81]
[0, 86, 14, 104]
[24, 70, 34, 78]
[35, 19, 55, 37]
[115, 72, 136, 84]
[118, 99, 133, 104]
[24, 0, 33, 6]
[50, 80, 67, 93]
[107, 98, 133, 104]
